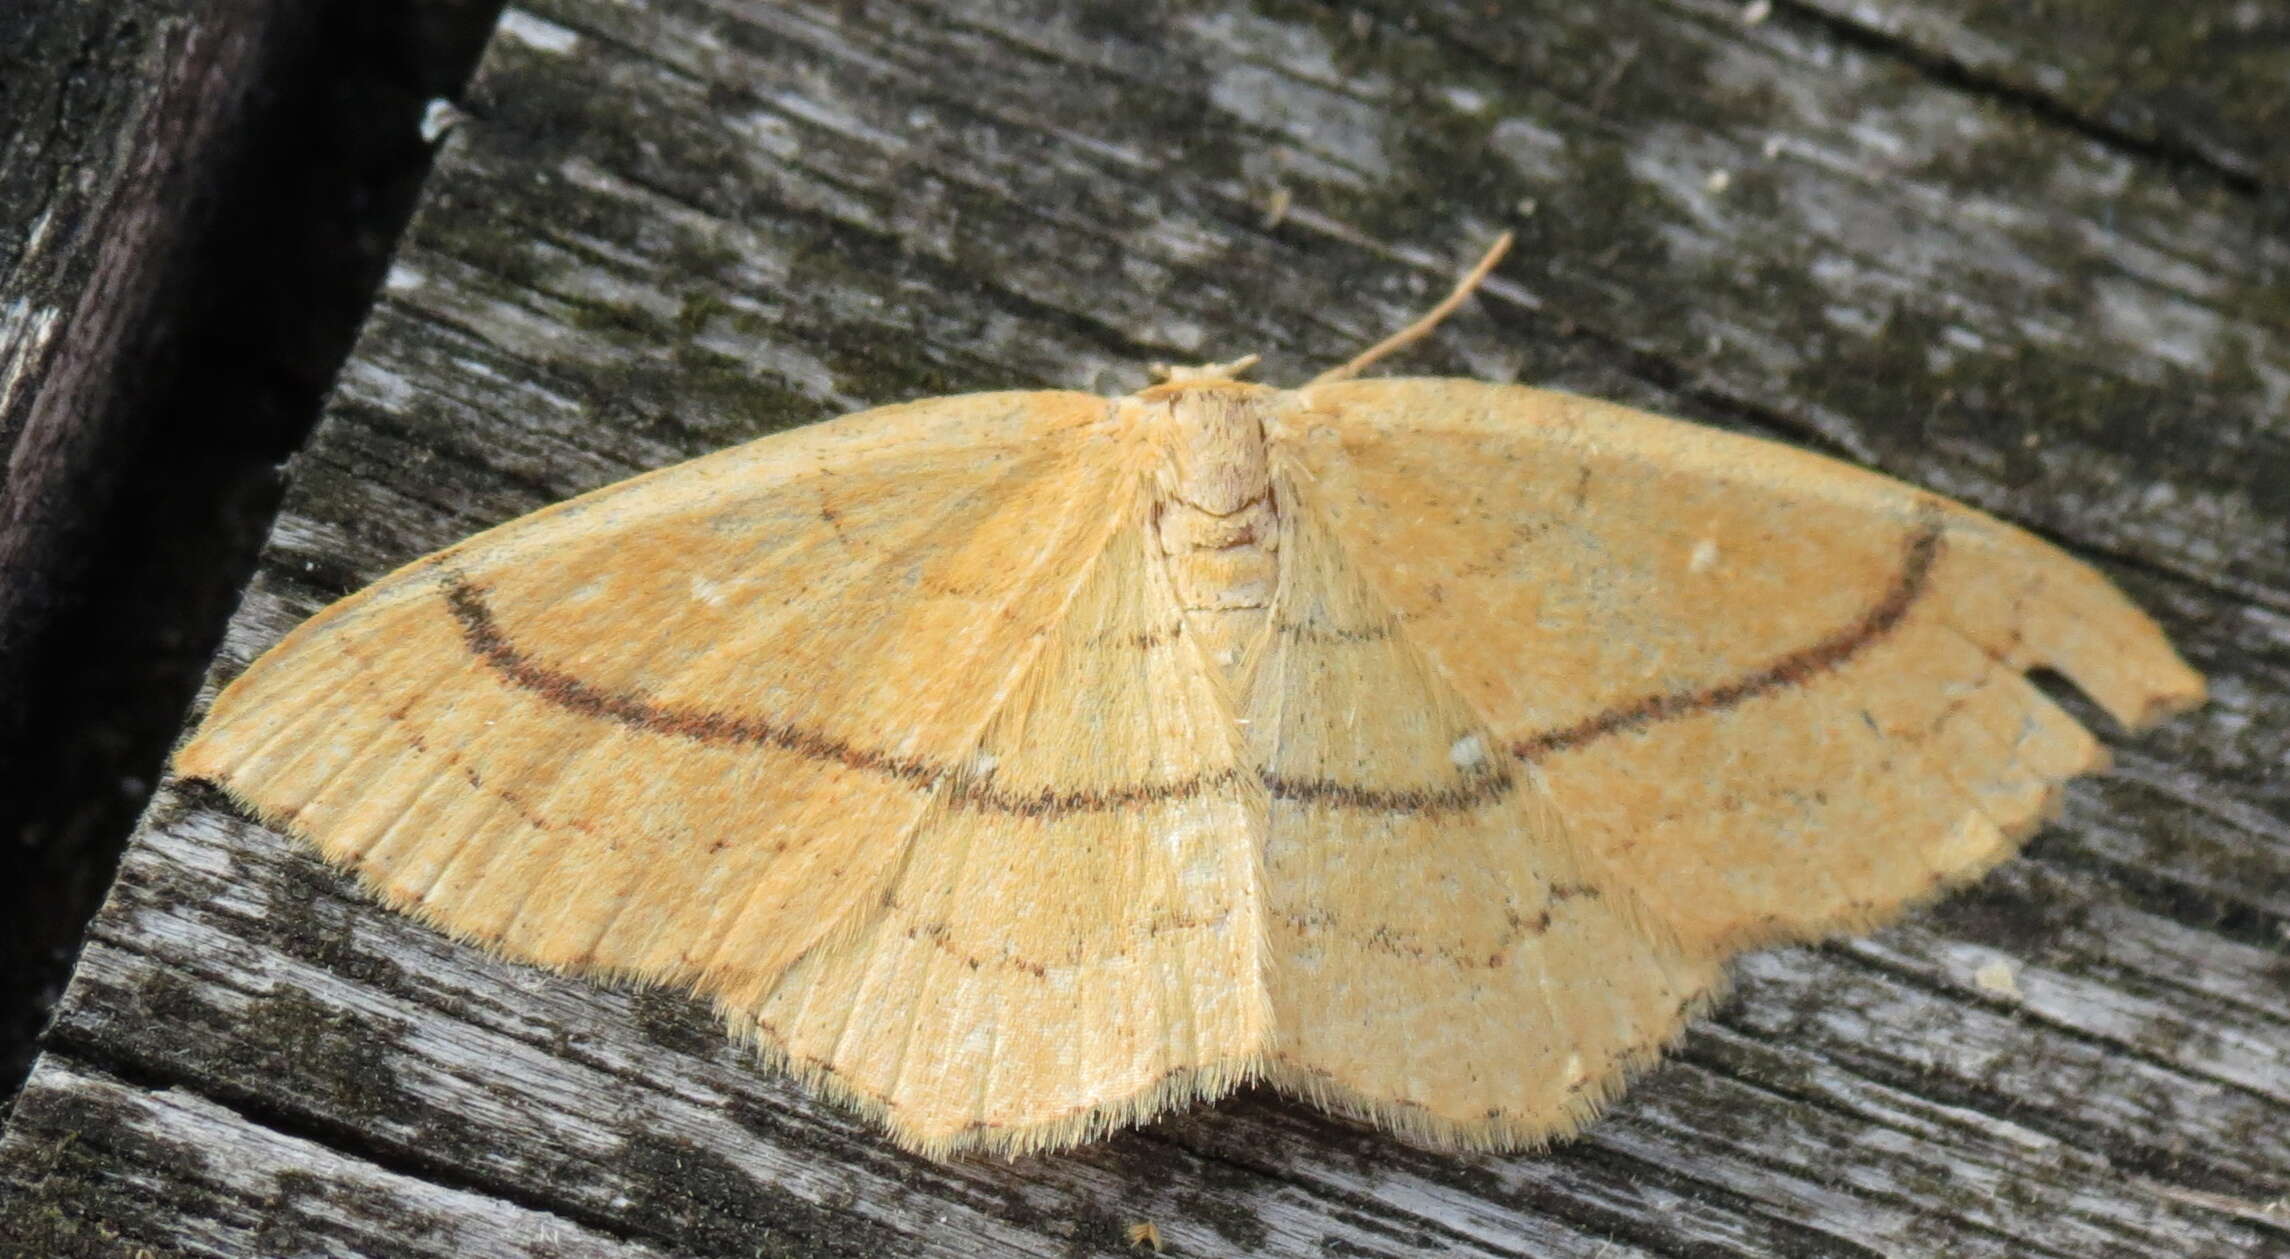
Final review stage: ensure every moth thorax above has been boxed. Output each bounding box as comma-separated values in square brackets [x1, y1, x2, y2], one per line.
[1152, 387, 1281, 675]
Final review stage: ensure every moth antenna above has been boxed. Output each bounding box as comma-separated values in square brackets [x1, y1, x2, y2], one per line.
[1308, 232, 1514, 387]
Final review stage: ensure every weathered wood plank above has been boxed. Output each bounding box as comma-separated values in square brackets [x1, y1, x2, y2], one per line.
[1787, 0, 2290, 186]
[4, 0, 2285, 1254]
[12, 792, 2275, 1257]
[0, 1059, 665, 1259]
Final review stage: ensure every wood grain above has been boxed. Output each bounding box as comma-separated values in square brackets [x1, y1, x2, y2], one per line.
[3, 0, 2284, 1254]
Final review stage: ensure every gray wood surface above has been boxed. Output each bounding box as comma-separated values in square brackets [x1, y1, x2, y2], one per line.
[6, 1, 2287, 1255]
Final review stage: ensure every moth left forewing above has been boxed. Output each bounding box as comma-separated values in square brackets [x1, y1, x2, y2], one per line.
[176, 390, 1131, 998]
[1286, 378, 2203, 962]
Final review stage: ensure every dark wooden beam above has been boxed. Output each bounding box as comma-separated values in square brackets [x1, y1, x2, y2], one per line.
[0, 0, 498, 1097]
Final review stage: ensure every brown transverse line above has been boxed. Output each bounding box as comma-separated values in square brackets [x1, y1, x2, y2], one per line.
[1261, 770, 1513, 815]
[440, 511, 1939, 815]
[440, 575, 1504, 817]
[1510, 511, 1948, 760]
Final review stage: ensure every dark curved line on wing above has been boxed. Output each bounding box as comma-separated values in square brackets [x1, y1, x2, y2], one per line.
[942, 767, 1250, 817]
[441, 575, 1510, 817]
[1263, 768, 1514, 815]
[442, 572, 946, 784]
[1510, 510, 1948, 761]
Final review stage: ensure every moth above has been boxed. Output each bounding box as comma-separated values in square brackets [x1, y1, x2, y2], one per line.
[177, 237, 2203, 1158]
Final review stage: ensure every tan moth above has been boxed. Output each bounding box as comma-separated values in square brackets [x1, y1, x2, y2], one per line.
[176, 237, 2203, 1158]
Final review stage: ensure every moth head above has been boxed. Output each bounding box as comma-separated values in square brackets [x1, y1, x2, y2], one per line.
[1128, 377, 1277, 515]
